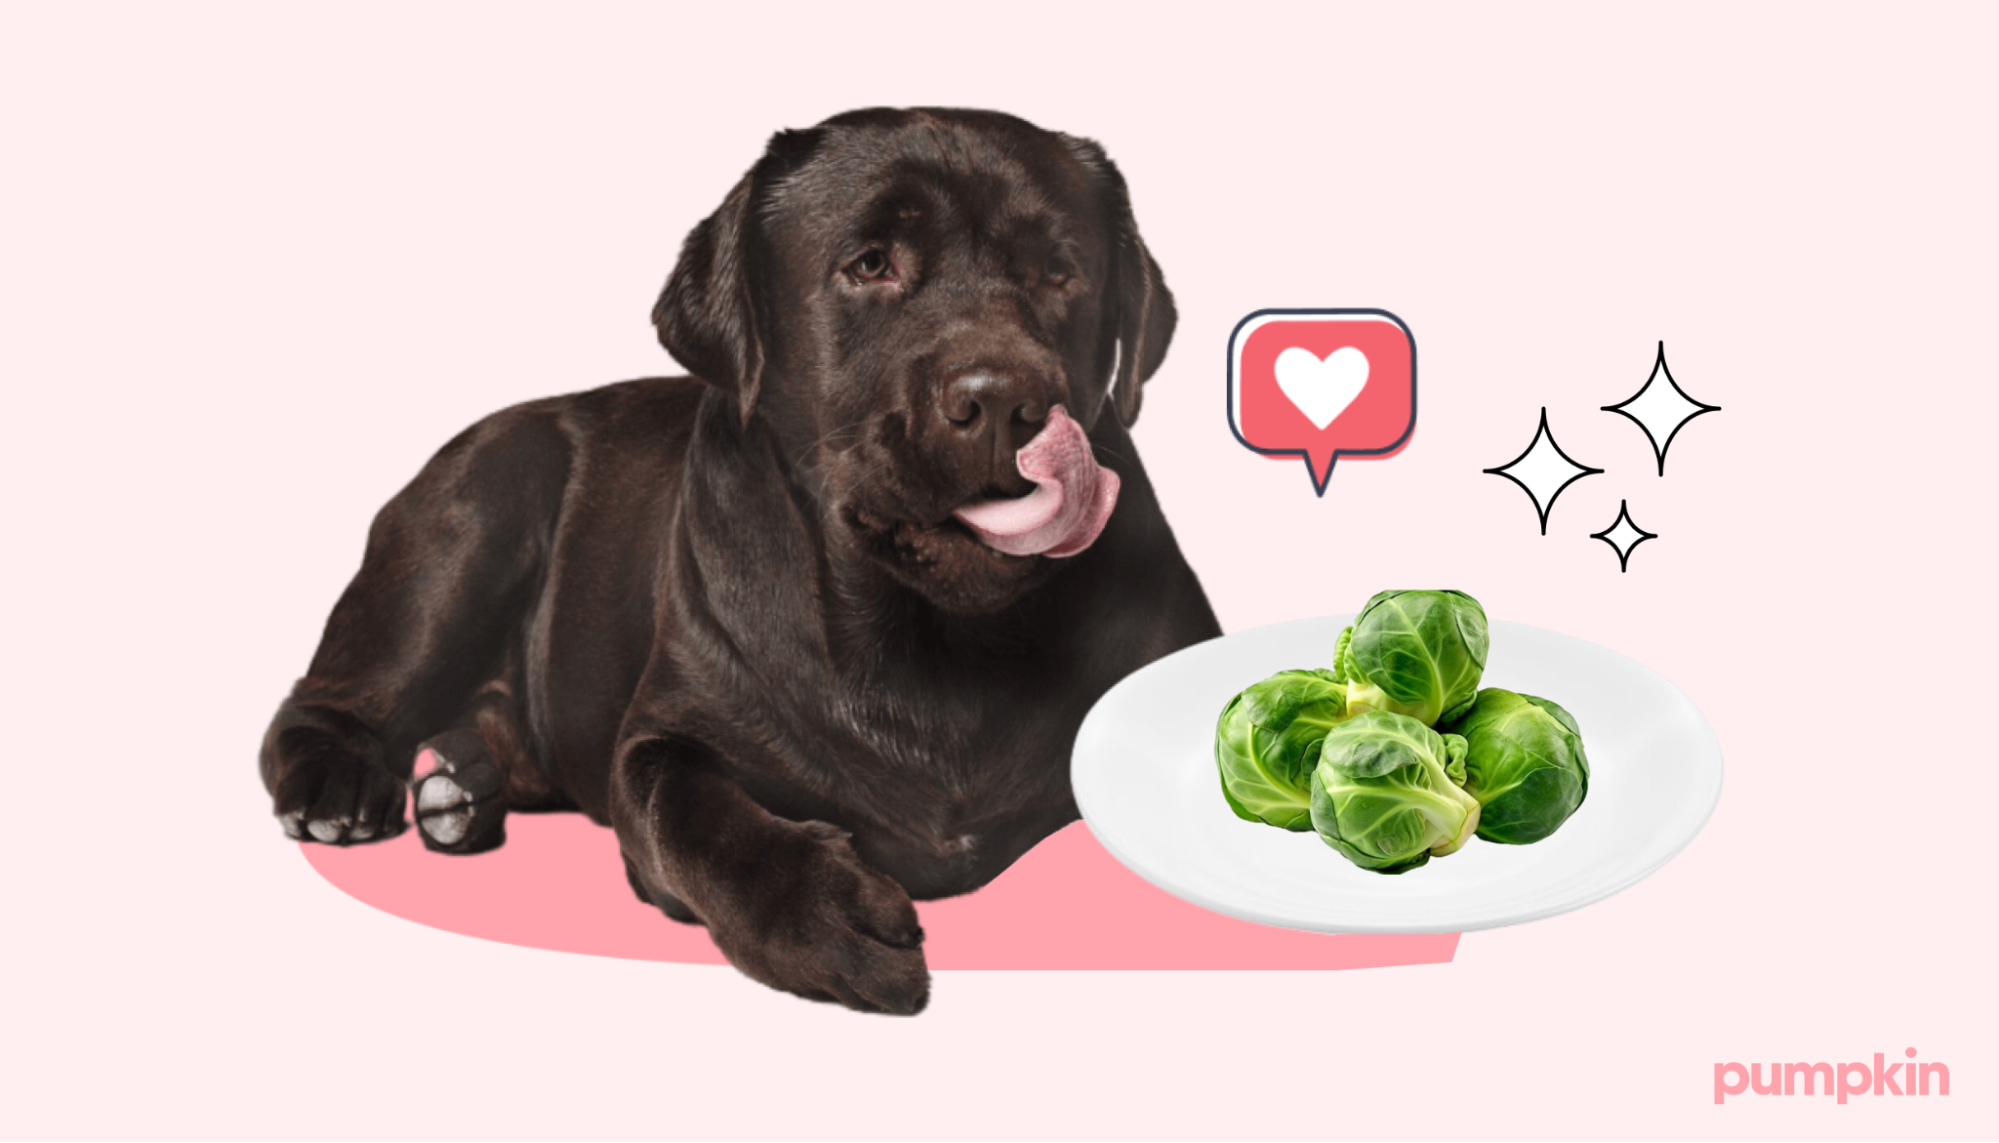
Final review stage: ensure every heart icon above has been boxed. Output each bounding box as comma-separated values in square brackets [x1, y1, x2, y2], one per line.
[1274, 345, 1369, 430]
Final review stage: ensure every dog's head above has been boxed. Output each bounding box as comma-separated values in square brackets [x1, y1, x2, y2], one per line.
[654, 108, 1175, 615]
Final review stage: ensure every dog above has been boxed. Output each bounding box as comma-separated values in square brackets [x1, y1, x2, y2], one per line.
[261, 107, 1221, 1014]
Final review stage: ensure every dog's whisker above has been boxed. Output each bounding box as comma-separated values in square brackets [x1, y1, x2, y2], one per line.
[793, 415, 877, 469]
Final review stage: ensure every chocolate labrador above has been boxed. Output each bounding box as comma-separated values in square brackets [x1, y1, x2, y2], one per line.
[260, 107, 1220, 1014]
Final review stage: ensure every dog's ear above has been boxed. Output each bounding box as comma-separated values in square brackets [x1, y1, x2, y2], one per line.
[1066, 135, 1177, 428]
[1109, 223, 1176, 428]
[654, 130, 821, 427]
[654, 173, 764, 425]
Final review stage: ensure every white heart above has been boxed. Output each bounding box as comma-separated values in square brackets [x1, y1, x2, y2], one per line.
[1274, 346, 1369, 430]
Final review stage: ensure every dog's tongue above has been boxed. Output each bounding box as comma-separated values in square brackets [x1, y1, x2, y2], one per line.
[952, 405, 1120, 558]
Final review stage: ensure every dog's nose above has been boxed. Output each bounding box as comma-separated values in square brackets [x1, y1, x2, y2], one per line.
[941, 369, 1049, 460]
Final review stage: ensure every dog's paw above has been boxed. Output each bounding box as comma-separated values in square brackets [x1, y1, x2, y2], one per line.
[413, 746, 505, 854]
[625, 856, 702, 924]
[718, 820, 930, 1016]
[273, 750, 407, 845]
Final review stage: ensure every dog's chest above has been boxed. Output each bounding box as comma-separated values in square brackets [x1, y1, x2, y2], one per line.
[809, 691, 1082, 897]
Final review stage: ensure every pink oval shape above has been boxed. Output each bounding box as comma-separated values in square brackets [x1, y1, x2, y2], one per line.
[302, 816, 1459, 970]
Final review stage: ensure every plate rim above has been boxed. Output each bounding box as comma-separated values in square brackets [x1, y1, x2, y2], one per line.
[1071, 614, 1725, 935]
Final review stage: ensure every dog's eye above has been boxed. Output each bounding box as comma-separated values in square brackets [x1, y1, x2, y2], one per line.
[849, 250, 894, 282]
[1044, 253, 1074, 286]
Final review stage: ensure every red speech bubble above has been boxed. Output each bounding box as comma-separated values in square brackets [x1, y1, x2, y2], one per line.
[1227, 310, 1416, 495]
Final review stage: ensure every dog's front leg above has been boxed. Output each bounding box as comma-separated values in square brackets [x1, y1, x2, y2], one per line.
[611, 734, 930, 1015]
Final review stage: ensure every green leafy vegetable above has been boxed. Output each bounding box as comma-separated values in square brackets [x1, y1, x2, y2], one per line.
[1333, 590, 1490, 727]
[1309, 711, 1481, 873]
[1214, 669, 1351, 830]
[1444, 688, 1590, 845]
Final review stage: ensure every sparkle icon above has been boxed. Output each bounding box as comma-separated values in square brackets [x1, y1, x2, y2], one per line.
[1484, 408, 1604, 534]
[1591, 499, 1657, 572]
[1602, 342, 1720, 476]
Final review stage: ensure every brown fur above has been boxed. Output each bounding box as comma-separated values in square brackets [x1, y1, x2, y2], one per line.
[261, 109, 1220, 1013]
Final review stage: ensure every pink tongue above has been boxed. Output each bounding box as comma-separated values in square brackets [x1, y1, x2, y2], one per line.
[952, 405, 1120, 558]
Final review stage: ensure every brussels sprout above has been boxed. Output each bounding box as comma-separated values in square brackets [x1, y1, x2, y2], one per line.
[1444, 688, 1590, 845]
[1309, 711, 1481, 874]
[1214, 669, 1351, 831]
[1333, 590, 1489, 726]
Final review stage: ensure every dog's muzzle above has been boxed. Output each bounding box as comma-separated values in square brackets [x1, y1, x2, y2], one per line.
[951, 406, 1119, 557]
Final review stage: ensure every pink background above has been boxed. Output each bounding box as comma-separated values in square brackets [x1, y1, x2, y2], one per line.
[4, 2, 1992, 1139]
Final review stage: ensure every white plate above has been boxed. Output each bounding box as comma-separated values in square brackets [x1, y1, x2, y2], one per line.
[1072, 616, 1723, 933]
